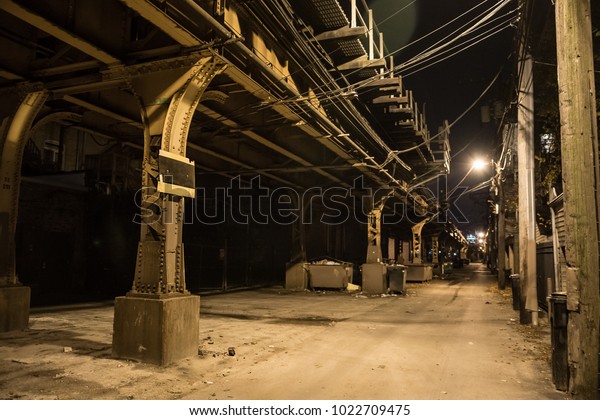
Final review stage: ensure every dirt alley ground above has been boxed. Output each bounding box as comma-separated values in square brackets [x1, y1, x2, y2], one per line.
[0, 263, 567, 400]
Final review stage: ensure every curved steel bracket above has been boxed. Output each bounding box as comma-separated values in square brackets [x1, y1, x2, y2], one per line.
[0, 91, 49, 285]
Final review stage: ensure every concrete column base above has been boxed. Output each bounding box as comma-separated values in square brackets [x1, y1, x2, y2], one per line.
[362, 263, 387, 294]
[112, 294, 200, 366]
[285, 262, 308, 290]
[0, 286, 30, 332]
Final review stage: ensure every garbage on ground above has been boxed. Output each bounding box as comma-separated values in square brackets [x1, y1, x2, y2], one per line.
[227, 347, 236, 356]
[346, 283, 361, 292]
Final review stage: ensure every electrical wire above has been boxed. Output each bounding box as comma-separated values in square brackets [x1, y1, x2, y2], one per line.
[403, 22, 515, 79]
[189, 0, 518, 193]
[382, 55, 509, 164]
[206, 0, 516, 139]
[395, 0, 513, 72]
[399, 11, 518, 76]
[260, 0, 515, 108]
[249, 0, 416, 186]
[377, 0, 417, 27]
[463, 179, 493, 195]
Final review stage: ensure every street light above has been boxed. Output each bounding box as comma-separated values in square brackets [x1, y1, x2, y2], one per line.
[448, 158, 489, 197]
[471, 158, 487, 171]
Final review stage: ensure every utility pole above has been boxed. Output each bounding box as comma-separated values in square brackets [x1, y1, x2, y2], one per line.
[517, 47, 538, 325]
[555, 0, 600, 399]
[497, 177, 506, 289]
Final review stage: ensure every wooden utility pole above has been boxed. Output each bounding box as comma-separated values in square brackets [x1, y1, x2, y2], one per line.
[517, 49, 538, 325]
[497, 178, 506, 289]
[555, 0, 600, 399]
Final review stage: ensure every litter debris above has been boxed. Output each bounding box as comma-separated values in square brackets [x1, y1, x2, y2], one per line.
[11, 359, 34, 365]
[63, 347, 73, 353]
[204, 381, 214, 385]
[346, 283, 361, 292]
[227, 347, 236, 357]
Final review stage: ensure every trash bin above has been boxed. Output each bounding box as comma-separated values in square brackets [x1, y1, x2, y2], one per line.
[387, 265, 407, 293]
[503, 268, 512, 290]
[549, 293, 568, 391]
[308, 261, 353, 289]
[509, 274, 520, 311]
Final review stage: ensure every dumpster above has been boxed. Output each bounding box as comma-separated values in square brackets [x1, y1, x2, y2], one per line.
[406, 263, 433, 282]
[308, 260, 353, 289]
[549, 293, 568, 391]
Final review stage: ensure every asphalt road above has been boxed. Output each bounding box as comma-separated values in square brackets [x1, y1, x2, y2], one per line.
[0, 263, 565, 400]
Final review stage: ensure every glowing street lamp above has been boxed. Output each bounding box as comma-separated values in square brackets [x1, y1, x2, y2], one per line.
[471, 159, 487, 171]
[449, 158, 489, 196]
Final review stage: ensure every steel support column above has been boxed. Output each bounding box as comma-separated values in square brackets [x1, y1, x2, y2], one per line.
[411, 219, 429, 264]
[0, 91, 48, 332]
[362, 207, 388, 293]
[112, 54, 225, 365]
[366, 208, 382, 264]
[431, 235, 439, 264]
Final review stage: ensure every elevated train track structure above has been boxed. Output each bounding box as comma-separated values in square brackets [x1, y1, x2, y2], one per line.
[0, 0, 454, 363]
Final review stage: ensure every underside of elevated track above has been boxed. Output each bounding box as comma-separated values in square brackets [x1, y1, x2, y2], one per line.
[0, 0, 470, 364]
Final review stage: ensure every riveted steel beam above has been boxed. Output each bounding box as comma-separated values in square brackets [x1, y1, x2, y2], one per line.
[120, 0, 201, 47]
[196, 103, 347, 187]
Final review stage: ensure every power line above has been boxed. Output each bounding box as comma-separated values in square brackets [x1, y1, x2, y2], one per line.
[401, 14, 517, 77]
[377, 0, 417, 27]
[264, 1, 517, 110]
